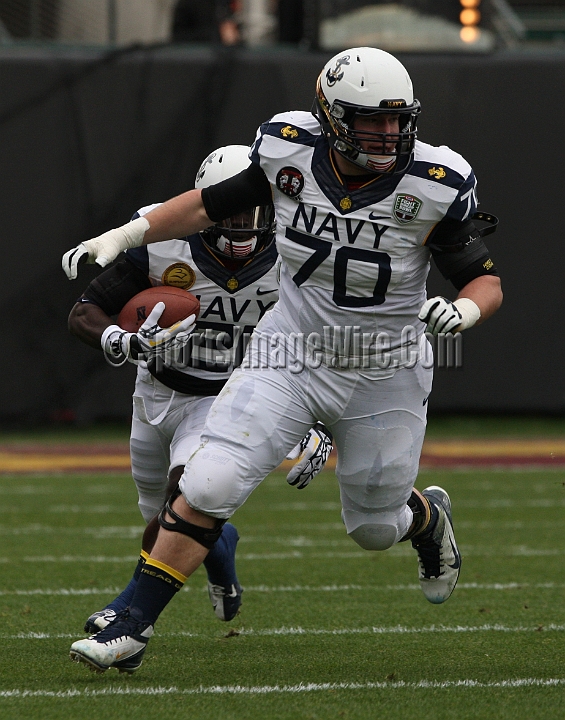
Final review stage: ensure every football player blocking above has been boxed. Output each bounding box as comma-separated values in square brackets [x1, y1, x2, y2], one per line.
[67, 145, 332, 638]
[64, 47, 502, 674]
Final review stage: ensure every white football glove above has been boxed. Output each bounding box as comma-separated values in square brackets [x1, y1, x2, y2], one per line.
[418, 296, 481, 335]
[62, 217, 150, 279]
[418, 297, 462, 335]
[101, 302, 196, 367]
[286, 423, 333, 489]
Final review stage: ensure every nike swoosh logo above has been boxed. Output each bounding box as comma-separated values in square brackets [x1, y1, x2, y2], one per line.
[226, 585, 239, 597]
[256, 288, 278, 296]
[369, 213, 389, 221]
[447, 538, 461, 569]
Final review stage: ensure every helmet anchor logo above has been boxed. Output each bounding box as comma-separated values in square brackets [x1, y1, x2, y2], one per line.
[317, 48, 420, 175]
[195, 152, 217, 182]
[326, 55, 350, 87]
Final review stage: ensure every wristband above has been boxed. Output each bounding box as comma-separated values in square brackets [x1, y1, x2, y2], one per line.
[101, 324, 131, 366]
[453, 298, 481, 330]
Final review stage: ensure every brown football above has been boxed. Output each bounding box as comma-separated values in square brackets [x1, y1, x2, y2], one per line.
[117, 286, 200, 333]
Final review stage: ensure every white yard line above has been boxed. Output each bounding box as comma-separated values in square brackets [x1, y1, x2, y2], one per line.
[0, 581, 561, 597]
[2, 495, 564, 515]
[13, 544, 565, 562]
[0, 587, 123, 597]
[241, 581, 564, 592]
[21, 556, 140, 563]
[1, 677, 565, 698]
[236, 624, 565, 637]
[4, 519, 565, 536]
[2, 622, 564, 641]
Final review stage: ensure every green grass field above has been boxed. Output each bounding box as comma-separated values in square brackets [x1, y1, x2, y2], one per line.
[1, 425, 565, 719]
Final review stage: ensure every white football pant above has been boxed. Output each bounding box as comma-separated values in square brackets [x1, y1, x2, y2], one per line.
[130, 368, 216, 522]
[179, 318, 433, 551]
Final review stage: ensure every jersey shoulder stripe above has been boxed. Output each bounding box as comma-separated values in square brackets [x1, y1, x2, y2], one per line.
[264, 121, 317, 146]
[409, 160, 467, 190]
[251, 111, 320, 163]
[266, 111, 320, 135]
[410, 141, 472, 188]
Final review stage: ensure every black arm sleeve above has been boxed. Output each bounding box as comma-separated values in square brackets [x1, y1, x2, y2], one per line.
[426, 217, 499, 291]
[201, 162, 272, 222]
[82, 258, 152, 317]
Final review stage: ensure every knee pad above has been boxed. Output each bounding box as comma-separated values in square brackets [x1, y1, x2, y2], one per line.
[158, 487, 225, 550]
[180, 443, 245, 516]
[348, 522, 398, 551]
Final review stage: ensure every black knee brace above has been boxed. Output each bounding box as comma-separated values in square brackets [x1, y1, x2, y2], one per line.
[158, 487, 225, 549]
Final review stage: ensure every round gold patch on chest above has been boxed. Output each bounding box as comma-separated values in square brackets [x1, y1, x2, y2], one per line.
[161, 263, 196, 290]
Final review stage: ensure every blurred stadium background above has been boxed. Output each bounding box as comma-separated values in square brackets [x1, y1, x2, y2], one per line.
[0, 0, 563, 425]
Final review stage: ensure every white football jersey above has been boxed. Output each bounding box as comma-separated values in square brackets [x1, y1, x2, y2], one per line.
[250, 111, 477, 367]
[127, 204, 279, 389]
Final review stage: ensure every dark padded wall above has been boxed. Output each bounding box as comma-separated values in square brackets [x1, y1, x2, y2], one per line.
[406, 53, 565, 413]
[0, 45, 562, 421]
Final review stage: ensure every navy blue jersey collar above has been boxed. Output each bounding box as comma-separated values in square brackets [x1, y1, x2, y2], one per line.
[188, 235, 277, 294]
[312, 137, 405, 215]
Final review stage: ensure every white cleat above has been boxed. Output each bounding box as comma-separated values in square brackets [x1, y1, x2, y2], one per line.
[411, 485, 461, 604]
[70, 608, 153, 674]
[83, 608, 117, 634]
[207, 581, 243, 621]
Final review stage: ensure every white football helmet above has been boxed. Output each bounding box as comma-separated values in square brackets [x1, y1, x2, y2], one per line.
[313, 47, 420, 174]
[195, 145, 274, 261]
